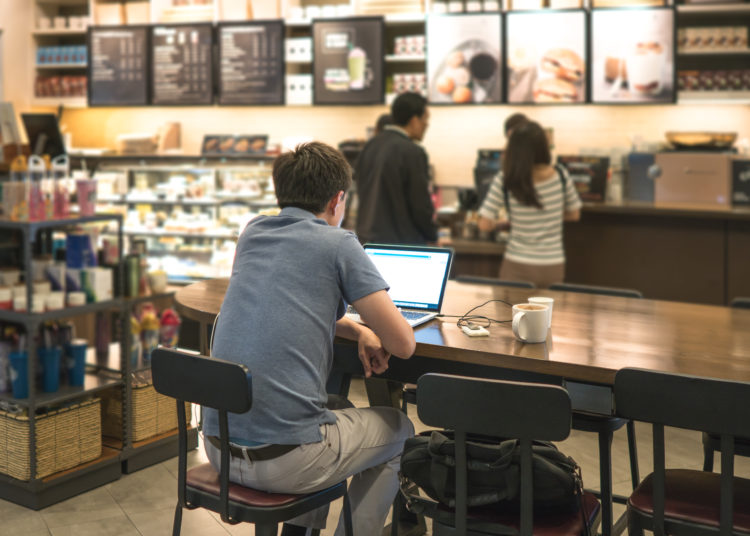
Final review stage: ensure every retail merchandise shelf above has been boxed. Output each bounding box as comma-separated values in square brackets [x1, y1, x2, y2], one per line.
[679, 90, 750, 103]
[31, 96, 87, 108]
[385, 54, 426, 62]
[125, 291, 177, 306]
[0, 447, 122, 510]
[677, 3, 750, 14]
[123, 229, 237, 240]
[32, 28, 87, 36]
[0, 213, 123, 232]
[286, 58, 311, 64]
[99, 195, 270, 206]
[0, 299, 125, 325]
[36, 63, 87, 69]
[0, 374, 123, 408]
[122, 426, 198, 474]
[678, 49, 750, 56]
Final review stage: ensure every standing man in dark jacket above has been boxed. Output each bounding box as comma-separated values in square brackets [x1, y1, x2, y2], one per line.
[355, 92, 437, 245]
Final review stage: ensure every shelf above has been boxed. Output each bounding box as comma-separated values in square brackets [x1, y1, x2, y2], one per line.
[285, 13, 425, 27]
[0, 373, 123, 408]
[32, 28, 87, 36]
[0, 299, 124, 325]
[286, 58, 312, 64]
[678, 49, 750, 56]
[679, 90, 750, 103]
[0, 213, 122, 232]
[31, 96, 87, 108]
[100, 195, 273, 207]
[385, 54, 425, 62]
[677, 3, 750, 14]
[123, 228, 237, 240]
[36, 63, 87, 69]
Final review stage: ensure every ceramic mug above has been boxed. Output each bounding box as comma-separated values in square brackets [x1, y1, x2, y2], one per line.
[512, 303, 549, 343]
[528, 296, 554, 328]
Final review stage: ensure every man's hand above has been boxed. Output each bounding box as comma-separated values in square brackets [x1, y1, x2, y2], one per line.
[357, 326, 391, 378]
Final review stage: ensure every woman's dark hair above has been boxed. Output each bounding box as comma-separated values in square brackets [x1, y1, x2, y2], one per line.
[375, 113, 393, 134]
[502, 121, 551, 209]
[273, 142, 352, 214]
[503, 113, 529, 136]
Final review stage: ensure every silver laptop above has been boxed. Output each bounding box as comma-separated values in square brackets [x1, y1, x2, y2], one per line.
[347, 244, 454, 328]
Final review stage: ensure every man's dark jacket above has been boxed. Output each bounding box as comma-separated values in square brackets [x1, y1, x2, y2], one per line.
[354, 128, 437, 245]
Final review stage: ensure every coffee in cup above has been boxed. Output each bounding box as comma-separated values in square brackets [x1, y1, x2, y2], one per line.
[512, 303, 548, 344]
[627, 41, 665, 95]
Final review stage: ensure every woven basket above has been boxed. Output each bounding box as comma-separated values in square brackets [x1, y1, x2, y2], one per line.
[0, 398, 101, 481]
[101, 383, 191, 442]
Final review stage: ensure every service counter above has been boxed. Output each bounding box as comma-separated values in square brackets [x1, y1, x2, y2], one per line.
[445, 201, 750, 305]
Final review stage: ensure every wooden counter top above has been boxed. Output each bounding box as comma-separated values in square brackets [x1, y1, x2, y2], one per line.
[581, 201, 750, 221]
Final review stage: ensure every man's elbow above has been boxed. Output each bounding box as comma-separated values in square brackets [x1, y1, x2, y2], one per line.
[391, 336, 416, 359]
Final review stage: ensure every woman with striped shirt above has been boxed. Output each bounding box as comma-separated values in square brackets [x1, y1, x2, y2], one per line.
[478, 121, 582, 288]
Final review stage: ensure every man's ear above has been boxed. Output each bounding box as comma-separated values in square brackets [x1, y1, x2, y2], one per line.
[327, 190, 344, 214]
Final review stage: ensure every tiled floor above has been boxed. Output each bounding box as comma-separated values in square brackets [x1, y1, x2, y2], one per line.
[4, 378, 750, 536]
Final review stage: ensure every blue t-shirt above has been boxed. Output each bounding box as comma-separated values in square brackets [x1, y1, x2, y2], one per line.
[202, 207, 388, 445]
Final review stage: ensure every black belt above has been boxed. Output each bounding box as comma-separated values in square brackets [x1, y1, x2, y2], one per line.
[206, 435, 298, 462]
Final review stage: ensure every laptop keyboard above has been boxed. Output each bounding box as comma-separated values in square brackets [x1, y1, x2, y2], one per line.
[401, 310, 429, 321]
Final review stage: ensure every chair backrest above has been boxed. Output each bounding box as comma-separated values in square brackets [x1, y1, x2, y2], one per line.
[152, 347, 251, 414]
[549, 282, 643, 299]
[416, 374, 572, 536]
[615, 368, 750, 536]
[454, 275, 536, 289]
[730, 297, 750, 309]
[152, 347, 252, 524]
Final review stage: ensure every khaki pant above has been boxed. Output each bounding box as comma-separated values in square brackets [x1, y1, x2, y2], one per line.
[204, 406, 414, 536]
[499, 258, 565, 289]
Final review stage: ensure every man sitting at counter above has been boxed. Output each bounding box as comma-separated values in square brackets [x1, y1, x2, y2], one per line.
[202, 142, 416, 536]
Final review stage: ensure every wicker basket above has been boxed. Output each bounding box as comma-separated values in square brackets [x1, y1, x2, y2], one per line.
[0, 398, 101, 481]
[101, 383, 191, 442]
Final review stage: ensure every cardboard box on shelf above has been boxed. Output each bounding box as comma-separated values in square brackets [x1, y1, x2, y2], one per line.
[94, 3, 125, 25]
[125, 1, 150, 24]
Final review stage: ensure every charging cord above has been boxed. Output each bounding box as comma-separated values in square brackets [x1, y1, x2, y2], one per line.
[438, 298, 514, 329]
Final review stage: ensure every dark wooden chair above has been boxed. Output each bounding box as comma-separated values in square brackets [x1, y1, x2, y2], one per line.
[549, 282, 643, 536]
[548, 282, 643, 299]
[408, 373, 601, 536]
[702, 297, 750, 471]
[615, 368, 750, 536]
[151, 348, 352, 536]
[730, 297, 750, 309]
[454, 275, 536, 289]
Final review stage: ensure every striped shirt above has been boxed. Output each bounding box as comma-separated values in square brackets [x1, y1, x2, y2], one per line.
[478, 168, 582, 266]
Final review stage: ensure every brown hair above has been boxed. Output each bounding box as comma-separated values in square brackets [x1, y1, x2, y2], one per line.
[502, 121, 551, 209]
[273, 142, 352, 214]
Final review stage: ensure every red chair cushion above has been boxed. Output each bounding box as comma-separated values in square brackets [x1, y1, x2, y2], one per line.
[439, 492, 601, 536]
[629, 469, 750, 531]
[186, 462, 305, 507]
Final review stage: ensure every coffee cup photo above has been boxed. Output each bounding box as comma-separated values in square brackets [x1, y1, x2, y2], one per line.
[512, 303, 549, 344]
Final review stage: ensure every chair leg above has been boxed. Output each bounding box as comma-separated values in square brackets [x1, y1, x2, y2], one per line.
[627, 509, 644, 536]
[703, 442, 714, 472]
[598, 430, 614, 536]
[343, 491, 354, 536]
[172, 502, 183, 536]
[626, 420, 640, 489]
[257, 523, 280, 536]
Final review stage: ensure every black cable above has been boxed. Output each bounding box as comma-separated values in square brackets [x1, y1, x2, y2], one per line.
[438, 298, 514, 329]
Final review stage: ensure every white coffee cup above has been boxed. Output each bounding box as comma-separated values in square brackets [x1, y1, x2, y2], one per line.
[627, 41, 665, 96]
[528, 296, 554, 328]
[512, 303, 549, 344]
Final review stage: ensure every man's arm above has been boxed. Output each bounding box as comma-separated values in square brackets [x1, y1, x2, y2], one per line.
[349, 290, 415, 359]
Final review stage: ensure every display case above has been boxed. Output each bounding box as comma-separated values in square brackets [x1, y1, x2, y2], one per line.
[80, 155, 277, 283]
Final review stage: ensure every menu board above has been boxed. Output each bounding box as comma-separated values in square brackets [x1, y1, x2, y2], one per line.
[506, 11, 588, 104]
[88, 26, 149, 106]
[151, 24, 214, 105]
[426, 14, 502, 105]
[591, 8, 675, 104]
[313, 17, 384, 105]
[218, 21, 285, 105]
[557, 155, 610, 202]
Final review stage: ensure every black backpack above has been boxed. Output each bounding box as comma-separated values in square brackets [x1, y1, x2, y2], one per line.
[400, 430, 584, 517]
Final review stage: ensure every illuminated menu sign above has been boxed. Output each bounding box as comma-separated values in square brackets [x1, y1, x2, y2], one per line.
[88, 26, 149, 106]
[218, 21, 284, 105]
[151, 24, 214, 105]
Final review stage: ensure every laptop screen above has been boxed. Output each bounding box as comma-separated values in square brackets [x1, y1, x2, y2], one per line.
[363, 244, 454, 312]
